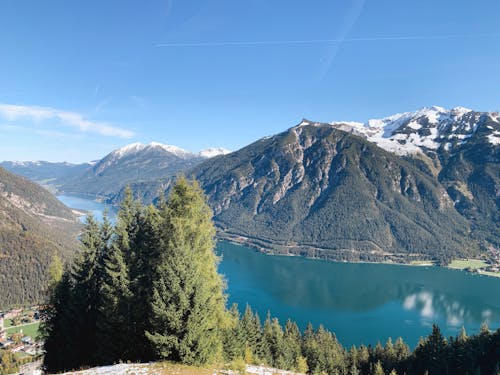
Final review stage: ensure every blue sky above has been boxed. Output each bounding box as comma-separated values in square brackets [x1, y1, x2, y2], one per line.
[1, 0, 499, 162]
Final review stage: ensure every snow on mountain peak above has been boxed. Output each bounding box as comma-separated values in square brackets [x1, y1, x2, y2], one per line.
[109, 142, 233, 161]
[199, 147, 232, 158]
[111, 143, 147, 158]
[112, 142, 193, 159]
[148, 142, 192, 158]
[326, 106, 495, 155]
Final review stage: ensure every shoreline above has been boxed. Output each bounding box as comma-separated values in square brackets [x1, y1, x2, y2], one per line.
[217, 237, 500, 279]
[56, 194, 500, 279]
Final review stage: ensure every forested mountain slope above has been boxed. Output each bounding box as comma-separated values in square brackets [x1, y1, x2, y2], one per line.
[188, 124, 475, 262]
[0, 167, 80, 308]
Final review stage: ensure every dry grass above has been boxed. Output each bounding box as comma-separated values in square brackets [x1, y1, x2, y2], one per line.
[147, 361, 222, 375]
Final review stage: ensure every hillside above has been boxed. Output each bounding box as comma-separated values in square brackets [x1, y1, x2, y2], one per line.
[0, 167, 80, 308]
[189, 124, 475, 262]
[326, 106, 500, 248]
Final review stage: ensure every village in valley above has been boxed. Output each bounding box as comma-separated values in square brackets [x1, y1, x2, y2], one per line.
[0, 306, 42, 359]
[451, 247, 500, 277]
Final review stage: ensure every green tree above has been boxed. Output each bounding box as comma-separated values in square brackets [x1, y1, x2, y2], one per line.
[146, 178, 228, 365]
[240, 305, 262, 361]
[373, 360, 385, 375]
[95, 213, 132, 364]
[259, 312, 274, 366]
[41, 272, 78, 372]
[129, 204, 164, 360]
[70, 214, 105, 367]
[412, 324, 448, 374]
[222, 304, 246, 361]
[283, 320, 302, 371]
[47, 254, 63, 290]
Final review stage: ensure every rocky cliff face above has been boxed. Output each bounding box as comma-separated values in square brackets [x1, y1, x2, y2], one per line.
[190, 123, 474, 262]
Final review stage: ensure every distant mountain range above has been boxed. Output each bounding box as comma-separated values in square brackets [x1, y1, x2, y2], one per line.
[1, 143, 231, 198]
[0, 167, 80, 308]
[2, 106, 498, 263]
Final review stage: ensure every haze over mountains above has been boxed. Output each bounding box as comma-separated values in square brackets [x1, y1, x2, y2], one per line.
[2, 106, 499, 264]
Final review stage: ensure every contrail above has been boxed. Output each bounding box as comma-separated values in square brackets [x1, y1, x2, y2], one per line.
[156, 33, 500, 47]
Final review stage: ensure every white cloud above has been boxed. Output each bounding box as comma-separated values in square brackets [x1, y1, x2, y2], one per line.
[0, 103, 134, 138]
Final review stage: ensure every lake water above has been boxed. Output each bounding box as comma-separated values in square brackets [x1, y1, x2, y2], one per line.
[58, 195, 118, 223]
[58, 195, 500, 348]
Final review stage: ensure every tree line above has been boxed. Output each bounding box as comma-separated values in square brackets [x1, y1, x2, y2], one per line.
[222, 306, 500, 374]
[40, 178, 500, 374]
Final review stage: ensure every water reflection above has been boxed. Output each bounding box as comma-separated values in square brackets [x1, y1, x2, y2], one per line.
[218, 241, 500, 346]
[402, 291, 496, 329]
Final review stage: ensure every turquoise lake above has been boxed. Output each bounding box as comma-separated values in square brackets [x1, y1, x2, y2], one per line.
[58, 195, 500, 348]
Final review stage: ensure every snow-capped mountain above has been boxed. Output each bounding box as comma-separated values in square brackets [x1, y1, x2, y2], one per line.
[108, 142, 231, 161]
[61, 142, 205, 198]
[299, 106, 499, 155]
[1, 142, 233, 199]
[110, 142, 195, 160]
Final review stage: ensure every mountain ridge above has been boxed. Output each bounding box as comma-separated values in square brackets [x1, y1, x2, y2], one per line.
[1, 106, 498, 262]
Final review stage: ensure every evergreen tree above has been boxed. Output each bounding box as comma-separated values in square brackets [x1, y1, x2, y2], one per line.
[270, 317, 285, 369]
[222, 304, 246, 361]
[411, 324, 448, 374]
[41, 271, 78, 372]
[129, 204, 164, 360]
[283, 320, 302, 371]
[146, 178, 228, 365]
[373, 360, 385, 375]
[95, 213, 132, 364]
[259, 312, 274, 366]
[240, 305, 262, 361]
[70, 214, 105, 367]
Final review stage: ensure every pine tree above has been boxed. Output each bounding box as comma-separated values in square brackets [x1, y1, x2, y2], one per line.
[70, 214, 105, 367]
[301, 323, 318, 374]
[270, 317, 285, 368]
[240, 305, 262, 361]
[41, 272, 78, 372]
[259, 312, 274, 366]
[146, 178, 228, 365]
[222, 304, 245, 361]
[283, 320, 301, 371]
[95, 213, 132, 364]
[373, 360, 385, 375]
[129, 204, 164, 360]
[412, 324, 448, 374]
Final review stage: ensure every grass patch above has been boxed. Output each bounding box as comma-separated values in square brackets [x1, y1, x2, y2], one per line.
[448, 259, 487, 270]
[6, 322, 40, 339]
[3, 318, 13, 328]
